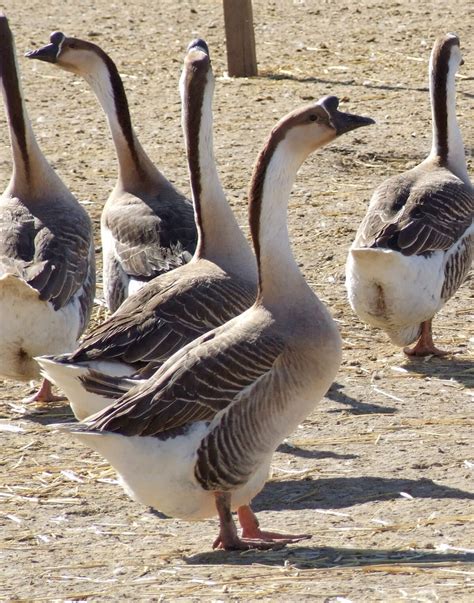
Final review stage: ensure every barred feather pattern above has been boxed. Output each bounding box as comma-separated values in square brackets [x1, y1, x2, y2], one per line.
[79, 368, 140, 399]
[80, 326, 284, 441]
[0, 199, 93, 313]
[70, 263, 256, 368]
[441, 232, 473, 301]
[355, 166, 474, 257]
[105, 191, 197, 280]
[194, 352, 292, 490]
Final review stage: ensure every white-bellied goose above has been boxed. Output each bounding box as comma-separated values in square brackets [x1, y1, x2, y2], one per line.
[346, 34, 473, 356]
[0, 14, 95, 402]
[27, 32, 197, 311]
[37, 40, 258, 420]
[56, 95, 373, 550]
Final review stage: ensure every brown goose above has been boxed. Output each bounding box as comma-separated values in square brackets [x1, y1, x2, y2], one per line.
[346, 33, 473, 356]
[55, 94, 373, 550]
[37, 40, 257, 420]
[0, 14, 95, 402]
[27, 32, 197, 311]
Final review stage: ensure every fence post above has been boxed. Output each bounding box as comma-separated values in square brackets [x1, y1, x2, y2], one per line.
[223, 0, 258, 77]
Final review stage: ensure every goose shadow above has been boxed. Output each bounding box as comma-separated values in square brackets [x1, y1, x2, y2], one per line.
[16, 399, 76, 425]
[325, 382, 397, 414]
[253, 476, 474, 512]
[186, 544, 474, 569]
[261, 71, 474, 101]
[277, 442, 357, 460]
[400, 356, 474, 388]
[261, 71, 428, 94]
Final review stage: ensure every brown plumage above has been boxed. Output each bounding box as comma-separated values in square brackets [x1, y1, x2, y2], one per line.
[27, 32, 197, 311]
[0, 14, 95, 402]
[347, 33, 473, 356]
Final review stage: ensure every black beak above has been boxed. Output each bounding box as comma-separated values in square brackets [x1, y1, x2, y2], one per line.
[25, 32, 65, 63]
[25, 41, 59, 63]
[332, 110, 375, 135]
[320, 95, 375, 135]
[187, 38, 209, 56]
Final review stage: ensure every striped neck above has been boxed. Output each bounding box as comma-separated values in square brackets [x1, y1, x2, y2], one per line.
[82, 49, 157, 189]
[428, 35, 470, 185]
[249, 128, 311, 305]
[181, 50, 256, 275]
[0, 18, 66, 199]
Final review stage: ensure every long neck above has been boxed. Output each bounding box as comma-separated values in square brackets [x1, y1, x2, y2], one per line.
[249, 136, 311, 306]
[429, 52, 470, 185]
[183, 71, 256, 275]
[83, 54, 159, 189]
[1, 33, 66, 199]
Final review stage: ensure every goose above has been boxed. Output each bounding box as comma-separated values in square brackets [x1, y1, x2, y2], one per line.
[56, 94, 374, 550]
[27, 32, 197, 312]
[37, 40, 258, 420]
[346, 33, 473, 356]
[0, 14, 95, 402]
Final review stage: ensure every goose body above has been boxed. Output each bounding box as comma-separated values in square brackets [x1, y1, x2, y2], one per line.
[346, 34, 473, 355]
[27, 32, 197, 312]
[0, 14, 95, 401]
[37, 40, 257, 420]
[59, 83, 373, 549]
[69, 304, 334, 522]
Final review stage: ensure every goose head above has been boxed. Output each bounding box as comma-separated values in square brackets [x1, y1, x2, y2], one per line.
[430, 33, 463, 80]
[179, 37, 212, 96]
[186, 38, 210, 56]
[26, 32, 104, 76]
[267, 96, 374, 168]
[179, 38, 213, 137]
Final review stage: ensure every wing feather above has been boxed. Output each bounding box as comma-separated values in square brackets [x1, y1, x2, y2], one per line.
[81, 326, 284, 438]
[0, 198, 93, 310]
[104, 189, 197, 281]
[69, 269, 255, 367]
[355, 167, 474, 257]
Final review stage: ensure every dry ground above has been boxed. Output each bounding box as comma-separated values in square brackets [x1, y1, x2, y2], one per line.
[0, 0, 473, 600]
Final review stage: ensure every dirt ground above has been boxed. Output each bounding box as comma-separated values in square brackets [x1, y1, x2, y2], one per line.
[1, 0, 473, 600]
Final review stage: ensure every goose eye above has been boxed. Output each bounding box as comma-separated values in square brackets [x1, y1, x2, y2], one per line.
[309, 114, 319, 122]
[68, 42, 77, 49]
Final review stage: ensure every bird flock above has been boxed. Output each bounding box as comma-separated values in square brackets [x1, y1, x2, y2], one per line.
[0, 12, 472, 551]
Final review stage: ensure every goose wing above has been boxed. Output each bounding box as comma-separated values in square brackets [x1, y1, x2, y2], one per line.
[69, 268, 255, 367]
[355, 169, 474, 256]
[79, 324, 285, 437]
[104, 191, 197, 280]
[0, 200, 92, 310]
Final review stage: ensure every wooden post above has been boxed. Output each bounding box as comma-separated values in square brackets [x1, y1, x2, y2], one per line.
[223, 0, 258, 77]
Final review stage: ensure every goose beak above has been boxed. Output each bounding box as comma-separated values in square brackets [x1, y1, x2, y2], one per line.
[187, 38, 210, 56]
[25, 41, 59, 63]
[319, 95, 375, 135]
[332, 110, 375, 135]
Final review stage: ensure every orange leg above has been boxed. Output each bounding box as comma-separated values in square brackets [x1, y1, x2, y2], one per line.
[212, 492, 311, 551]
[237, 505, 311, 543]
[404, 319, 449, 357]
[22, 378, 65, 403]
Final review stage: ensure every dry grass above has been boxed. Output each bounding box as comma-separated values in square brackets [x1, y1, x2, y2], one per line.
[1, 0, 473, 599]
